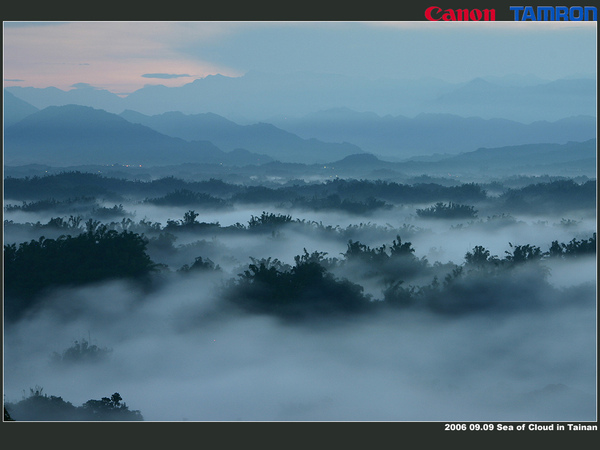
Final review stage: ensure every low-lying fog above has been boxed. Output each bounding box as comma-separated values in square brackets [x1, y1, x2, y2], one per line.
[3, 198, 596, 421]
[4, 199, 595, 270]
[3, 270, 595, 421]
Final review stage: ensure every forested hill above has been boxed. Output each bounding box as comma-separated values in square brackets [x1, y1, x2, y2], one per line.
[4, 171, 596, 216]
[4, 138, 596, 183]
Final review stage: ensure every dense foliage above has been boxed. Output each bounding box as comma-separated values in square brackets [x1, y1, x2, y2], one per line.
[4, 222, 157, 320]
[4, 387, 143, 421]
[4, 201, 595, 322]
[227, 250, 372, 320]
[2, 170, 596, 421]
[3, 172, 596, 321]
[416, 202, 478, 219]
[51, 338, 113, 365]
[224, 232, 595, 319]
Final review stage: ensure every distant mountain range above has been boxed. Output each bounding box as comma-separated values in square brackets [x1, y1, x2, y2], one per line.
[119, 109, 362, 162]
[119, 107, 595, 161]
[3, 104, 360, 166]
[4, 105, 236, 166]
[3, 95, 595, 180]
[5, 71, 595, 123]
[387, 139, 597, 178]
[4, 95, 596, 167]
[291, 139, 597, 179]
[4, 90, 39, 128]
[5, 139, 595, 183]
[270, 108, 596, 159]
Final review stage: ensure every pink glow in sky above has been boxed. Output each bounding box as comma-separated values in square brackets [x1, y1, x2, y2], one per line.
[3, 22, 243, 94]
[3, 21, 596, 95]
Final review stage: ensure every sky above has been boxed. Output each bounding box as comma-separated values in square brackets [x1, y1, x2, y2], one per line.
[3, 21, 597, 95]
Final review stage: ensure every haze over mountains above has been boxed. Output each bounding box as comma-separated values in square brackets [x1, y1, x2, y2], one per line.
[3, 103, 362, 166]
[4, 90, 39, 128]
[268, 110, 595, 158]
[118, 109, 362, 163]
[3, 71, 596, 171]
[3, 72, 597, 423]
[4, 100, 595, 180]
[5, 72, 595, 123]
[4, 104, 226, 166]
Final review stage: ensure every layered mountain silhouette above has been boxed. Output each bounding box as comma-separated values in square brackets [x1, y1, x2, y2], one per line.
[271, 108, 596, 159]
[399, 139, 597, 177]
[119, 110, 363, 163]
[256, 139, 597, 180]
[5, 84, 124, 115]
[5, 72, 595, 123]
[4, 137, 595, 181]
[4, 90, 39, 128]
[320, 140, 596, 177]
[3, 104, 359, 166]
[119, 106, 595, 161]
[5, 99, 595, 168]
[3, 105, 236, 166]
[3, 70, 596, 168]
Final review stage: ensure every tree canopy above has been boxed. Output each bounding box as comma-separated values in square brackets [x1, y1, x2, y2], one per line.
[4, 387, 143, 421]
[4, 223, 157, 320]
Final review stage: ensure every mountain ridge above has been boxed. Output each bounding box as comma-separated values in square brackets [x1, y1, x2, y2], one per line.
[3, 105, 245, 166]
[270, 108, 596, 159]
[118, 109, 363, 163]
[5, 72, 595, 122]
[3, 90, 39, 128]
[3, 104, 358, 166]
[118, 107, 595, 161]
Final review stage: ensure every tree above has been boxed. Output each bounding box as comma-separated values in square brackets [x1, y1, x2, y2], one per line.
[548, 240, 565, 258]
[248, 211, 293, 229]
[464, 245, 500, 269]
[183, 210, 199, 226]
[342, 236, 425, 284]
[179, 256, 221, 273]
[4, 386, 78, 421]
[51, 338, 112, 365]
[4, 388, 143, 421]
[81, 392, 142, 420]
[4, 227, 158, 320]
[504, 243, 543, 264]
[4, 407, 14, 421]
[562, 233, 596, 257]
[416, 202, 478, 219]
[228, 250, 371, 320]
[389, 236, 416, 258]
[164, 210, 220, 230]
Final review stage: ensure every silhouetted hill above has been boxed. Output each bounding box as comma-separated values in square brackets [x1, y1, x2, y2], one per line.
[3, 140, 595, 182]
[3, 105, 232, 166]
[119, 109, 364, 163]
[227, 148, 274, 165]
[292, 140, 596, 179]
[241, 140, 597, 180]
[4, 90, 39, 128]
[398, 139, 596, 178]
[448, 140, 596, 166]
[330, 153, 383, 168]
